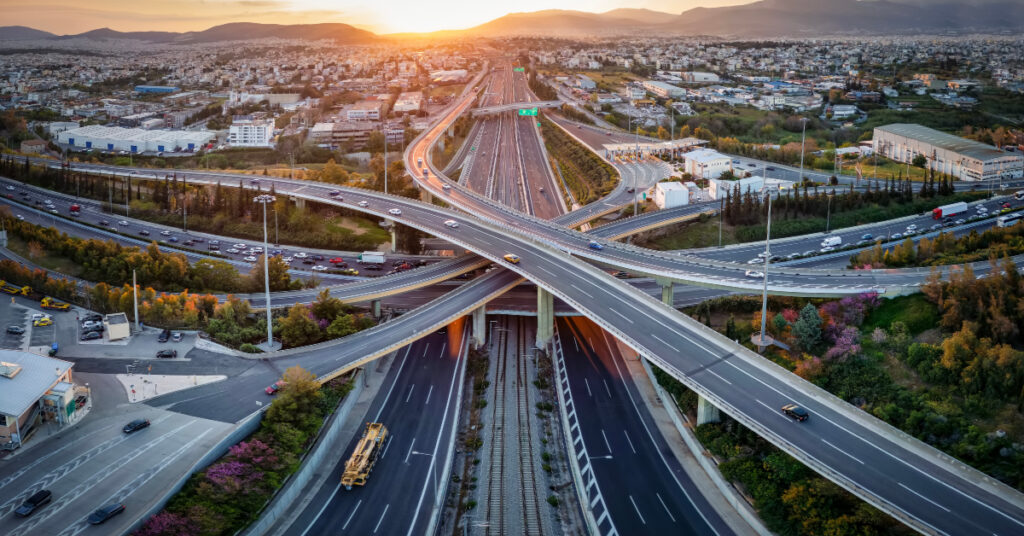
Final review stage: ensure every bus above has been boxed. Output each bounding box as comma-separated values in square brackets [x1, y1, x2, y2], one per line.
[997, 212, 1023, 228]
[1015, 190, 1024, 201]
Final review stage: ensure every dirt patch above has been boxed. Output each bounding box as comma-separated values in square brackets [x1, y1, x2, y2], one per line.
[914, 328, 943, 345]
[882, 353, 927, 391]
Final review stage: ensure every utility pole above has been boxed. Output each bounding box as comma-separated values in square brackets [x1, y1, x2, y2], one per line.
[274, 206, 279, 246]
[826, 192, 834, 233]
[798, 117, 808, 184]
[182, 188, 187, 232]
[132, 270, 140, 333]
[383, 127, 388, 195]
[718, 194, 724, 248]
[756, 189, 774, 350]
[254, 194, 277, 351]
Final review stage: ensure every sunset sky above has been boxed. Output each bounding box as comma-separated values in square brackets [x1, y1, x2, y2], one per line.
[1, 0, 751, 35]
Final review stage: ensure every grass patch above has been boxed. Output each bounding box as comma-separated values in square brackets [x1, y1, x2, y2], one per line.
[6, 234, 83, 276]
[426, 84, 465, 99]
[641, 218, 739, 250]
[863, 293, 939, 335]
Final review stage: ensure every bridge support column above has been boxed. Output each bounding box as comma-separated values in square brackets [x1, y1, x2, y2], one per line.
[390, 226, 397, 253]
[371, 299, 381, 319]
[291, 196, 305, 210]
[696, 396, 721, 425]
[535, 287, 554, 350]
[655, 277, 674, 307]
[420, 189, 433, 204]
[471, 306, 486, 349]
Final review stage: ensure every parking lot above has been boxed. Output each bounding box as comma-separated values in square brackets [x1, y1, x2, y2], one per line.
[0, 304, 28, 350]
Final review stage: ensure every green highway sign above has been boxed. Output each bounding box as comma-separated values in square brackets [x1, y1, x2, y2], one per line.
[518, 107, 538, 116]
[513, 67, 525, 72]
[537, 122, 541, 127]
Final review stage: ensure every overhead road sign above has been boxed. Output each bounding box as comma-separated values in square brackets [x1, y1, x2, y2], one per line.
[518, 108, 539, 116]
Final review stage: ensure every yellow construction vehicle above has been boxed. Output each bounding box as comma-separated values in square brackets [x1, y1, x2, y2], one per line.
[40, 297, 70, 311]
[341, 423, 389, 490]
[0, 281, 30, 296]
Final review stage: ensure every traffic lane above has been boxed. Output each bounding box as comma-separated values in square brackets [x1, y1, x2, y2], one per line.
[559, 318, 728, 536]
[516, 116, 564, 219]
[691, 352, 1024, 536]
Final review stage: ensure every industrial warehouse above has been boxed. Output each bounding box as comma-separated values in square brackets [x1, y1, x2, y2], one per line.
[55, 125, 215, 154]
[872, 123, 1023, 182]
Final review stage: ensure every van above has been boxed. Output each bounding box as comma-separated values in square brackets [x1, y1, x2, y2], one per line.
[15, 489, 52, 517]
[820, 236, 842, 248]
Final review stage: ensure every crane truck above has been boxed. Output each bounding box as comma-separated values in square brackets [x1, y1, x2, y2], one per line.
[341, 422, 389, 490]
[0, 281, 31, 296]
[41, 297, 71, 311]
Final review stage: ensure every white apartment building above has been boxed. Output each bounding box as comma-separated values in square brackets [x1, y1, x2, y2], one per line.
[228, 116, 274, 148]
[392, 92, 422, 114]
[873, 123, 1023, 182]
[348, 100, 384, 121]
[684, 149, 732, 179]
[653, 182, 689, 209]
[642, 80, 685, 98]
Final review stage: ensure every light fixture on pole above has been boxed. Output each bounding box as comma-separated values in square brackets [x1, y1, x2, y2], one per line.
[753, 187, 775, 351]
[254, 194, 279, 351]
[798, 117, 808, 184]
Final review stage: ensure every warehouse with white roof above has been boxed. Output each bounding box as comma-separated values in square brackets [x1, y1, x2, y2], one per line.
[873, 123, 1023, 182]
[56, 125, 215, 153]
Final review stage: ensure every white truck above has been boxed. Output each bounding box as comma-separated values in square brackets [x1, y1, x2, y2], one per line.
[821, 236, 843, 248]
[357, 251, 385, 264]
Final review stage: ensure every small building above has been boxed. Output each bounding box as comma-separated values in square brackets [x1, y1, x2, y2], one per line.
[104, 313, 131, 341]
[654, 182, 689, 209]
[831, 104, 861, 119]
[392, 92, 422, 114]
[56, 125, 214, 153]
[0, 350, 78, 451]
[348, 100, 384, 121]
[683, 149, 732, 179]
[134, 85, 179, 94]
[575, 74, 596, 91]
[228, 115, 275, 148]
[20, 139, 47, 154]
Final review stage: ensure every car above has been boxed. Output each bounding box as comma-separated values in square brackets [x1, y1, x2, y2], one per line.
[183, 240, 194, 246]
[233, 243, 247, 249]
[444, 219, 459, 228]
[803, 250, 815, 257]
[781, 404, 809, 422]
[861, 233, 874, 240]
[172, 332, 182, 342]
[856, 239, 870, 247]
[209, 244, 220, 251]
[503, 253, 521, 264]
[769, 255, 782, 262]
[160, 230, 171, 236]
[83, 313, 103, 322]
[747, 258, 761, 265]
[312, 265, 328, 271]
[138, 229, 151, 236]
[626, 187, 635, 193]
[226, 248, 240, 254]
[733, 160, 741, 164]
[192, 237, 204, 243]
[1002, 202, 1012, 209]
[364, 264, 382, 271]
[358, 200, 369, 207]
[586, 240, 605, 251]
[209, 240, 220, 245]
[294, 252, 308, 258]
[906, 224, 918, 231]
[123, 418, 151, 433]
[930, 224, 942, 231]
[282, 256, 293, 263]
[88, 503, 126, 525]
[745, 270, 765, 278]
[955, 219, 965, 225]
[156, 349, 177, 358]
[442, 184, 451, 191]
[82, 324, 104, 334]
[15, 214, 24, 221]
[388, 208, 402, 216]
[81, 320, 101, 329]
[766, 166, 776, 171]
[168, 236, 178, 242]
[49, 208, 58, 214]
[244, 256, 258, 262]
[33, 317, 52, 327]
[118, 220, 128, 226]
[819, 246, 835, 253]
[14, 490, 52, 517]
[341, 268, 359, 276]
[891, 233, 903, 240]
[328, 190, 342, 197]
[80, 331, 102, 341]
[329, 257, 345, 264]
[4, 185, 13, 191]
[266, 380, 286, 395]
[312, 254, 325, 261]
[786, 253, 800, 260]
[250, 178, 260, 185]
[7, 325, 25, 334]
[158, 329, 171, 343]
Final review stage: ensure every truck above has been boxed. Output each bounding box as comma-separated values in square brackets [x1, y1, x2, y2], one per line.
[933, 201, 968, 220]
[69, 204, 81, 216]
[357, 251, 385, 264]
[40, 297, 71, 311]
[821, 236, 843, 248]
[0, 281, 30, 296]
[341, 423, 389, 490]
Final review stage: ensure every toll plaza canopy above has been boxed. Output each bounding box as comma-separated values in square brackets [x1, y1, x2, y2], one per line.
[603, 137, 707, 158]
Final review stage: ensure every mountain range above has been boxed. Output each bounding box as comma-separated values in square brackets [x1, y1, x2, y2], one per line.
[1, 0, 1022, 43]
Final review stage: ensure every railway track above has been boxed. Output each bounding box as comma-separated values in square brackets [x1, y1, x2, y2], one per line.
[484, 317, 508, 535]
[516, 317, 545, 535]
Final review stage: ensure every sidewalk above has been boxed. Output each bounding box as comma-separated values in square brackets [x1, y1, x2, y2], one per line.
[612, 339, 766, 536]
[116, 373, 227, 403]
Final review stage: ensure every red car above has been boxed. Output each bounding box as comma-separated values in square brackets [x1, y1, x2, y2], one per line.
[265, 381, 286, 395]
[329, 257, 345, 264]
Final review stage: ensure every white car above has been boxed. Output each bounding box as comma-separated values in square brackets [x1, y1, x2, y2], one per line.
[820, 246, 835, 253]
[906, 224, 918, 231]
[312, 265, 328, 271]
[160, 230, 171, 236]
[294, 252, 308, 258]
[226, 248, 240, 254]
[358, 201, 369, 207]
[282, 256, 293, 263]
[251, 246, 263, 252]
[442, 184, 451, 191]
[243, 256, 258, 262]
[745, 270, 765, 279]
[118, 220, 129, 226]
[15, 215, 24, 221]
[891, 233, 903, 240]
[444, 220, 459, 228]
[388, 208, 402, 216]
[233, 243, 247, 249]
[4, 185, 13, 191]
[955, 219, 965, 225]
[747, 258, 761, 265]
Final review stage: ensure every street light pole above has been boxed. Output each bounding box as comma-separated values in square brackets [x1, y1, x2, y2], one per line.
[798, 117, 808, 184]
[826, 192, 834, 233]
[757, 189, 774, 349]
[383, 129, 388, 195]
[718, 194, 724, 248]
[254, 194, 277, 350]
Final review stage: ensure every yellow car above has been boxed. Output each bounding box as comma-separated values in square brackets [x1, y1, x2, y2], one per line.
[33, 317, 53, 327]
[503, 254, 521, 264]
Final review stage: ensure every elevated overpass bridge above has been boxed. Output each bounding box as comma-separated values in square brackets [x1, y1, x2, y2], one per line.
[470, 100, 561, 117]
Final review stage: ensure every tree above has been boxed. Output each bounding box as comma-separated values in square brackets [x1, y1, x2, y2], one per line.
[279, 303, 320, 348]
[792, 303, 823, 352]
[326, 314, 357, 339]
[311, 289, 345, 322]
[249, 255, 293, 292]
[264, 365, 321, 431]
[912, 154, 927, 168]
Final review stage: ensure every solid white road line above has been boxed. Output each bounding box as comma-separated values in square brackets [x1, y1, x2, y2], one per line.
[405, 438, 416, 464]
[755, 399, 791, 422]
[601, 429, 613, 454]
[899, 483, 951, 513]
[629, 495, 647, 525]
[623, 430, 637, 454]
[706, 369, 733, 385]
[603, 379, 613, 399]
[584, 378, 593, 397]
[821, 438, 865, 465]
[405, 384, 415, 404]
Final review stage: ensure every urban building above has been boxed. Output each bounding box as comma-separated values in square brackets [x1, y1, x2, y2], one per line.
[228, 115, 275, 148]
[310, 121, 376, 149]
[708, 176, 794, 200]
[56, 125, 215, 153]
[0, 350, 81, 451]
[392, 92, 423, 114]
[642, 80, 685, 98]
[19, 139, 47, 154]
[104, 313, 131, 341]
[683, 149, 732, 179]
[575, 74, 596, 91]
[134, 85, 179, 94]
[873, 123, 1024, 181]
[429, 70, 468, 84]
[653, 182, 689, 209]
[348, 100, 384, 121]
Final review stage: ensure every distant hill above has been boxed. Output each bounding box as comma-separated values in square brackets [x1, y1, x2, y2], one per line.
[0, 26, 57, 40]
[462, 9, 659, 37]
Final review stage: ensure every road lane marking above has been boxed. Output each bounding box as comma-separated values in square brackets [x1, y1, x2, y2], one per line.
[601, 429, 613, 454]
[899, 483, 951, 513]
[570, 283, 594, 299]
[609, 308, 634, 324]
[656, 492, 677, 523]
[603, 379, 612, 398]
[422, 343, 430, 357]
[755, 399, 791, 422]
[425, 384, 434, 405]
[341, 499, 363, 531]
[584, 378, 593, 397]
[438, 342, 447, 359]
[373, 503, 390, 533]
[623, 430, 637, 454]
[405, 384, 415, 403]
[705, 369, 733, 385]
[629, 495, 647, 524]
[822, 438, 865, 465]
[405, 438, 416, 464]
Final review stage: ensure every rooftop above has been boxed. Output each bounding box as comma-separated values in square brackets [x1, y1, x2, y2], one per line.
[0, 350, 73, 417]
[875, 123, 1012, 161]
[105, 313, 128, 325]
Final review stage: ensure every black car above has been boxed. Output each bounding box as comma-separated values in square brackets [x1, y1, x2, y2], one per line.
[123, 418, 150, 434]
[156, 349, 177, 358]
[82, 324, 104, 333]
[302, 259, 315, 265]
[99, 220, 110, 226]
[192, 237, 204, 243]
[83, 313, 103, 322]
[80, 331, 102, 341]
[313, 254, 325, 261]
[88, 503, 126, 525]
[209, 244, 220, 251]
[781, 404, 809, 422]
[138, 230, 150, 236]
[158, 329, 171, 343]
[364, 264, 382, 271]
[15, 490, 51, 517]
[6, 325, 25, 335]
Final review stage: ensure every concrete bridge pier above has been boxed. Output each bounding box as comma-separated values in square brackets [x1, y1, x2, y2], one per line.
[696, 396, 721, 425]
[655, 277, 674, 307]
[420, 189, 433, 204]
[371, 299, 381, 319]
[535, 287, 554, 350]
[290, 196, 305, 210]
[471, 306, 487, 348]
[389, 225, 397, 253]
